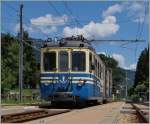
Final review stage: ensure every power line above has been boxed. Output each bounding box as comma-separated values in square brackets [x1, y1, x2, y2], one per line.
[4, 2, 19, 13]
[134, 1, 148, 62]
[63, 1, 95, 39]
[91, 39, 145, 43]
[23, 40, 40, 52]
[48, 1, 62, 16]
[138, 1, 148, 40]
[47, 1, 74, 28]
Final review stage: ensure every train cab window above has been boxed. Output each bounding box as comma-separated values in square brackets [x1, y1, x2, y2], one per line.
[43, 52, 56, 71]
[72, 51, 85, 71]
[59, 51, 69, 71]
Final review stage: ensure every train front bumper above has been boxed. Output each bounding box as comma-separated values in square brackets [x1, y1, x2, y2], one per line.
[49, 92, 76, 102]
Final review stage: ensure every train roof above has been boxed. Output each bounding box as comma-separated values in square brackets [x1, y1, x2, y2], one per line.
[41, 35, 95, 51]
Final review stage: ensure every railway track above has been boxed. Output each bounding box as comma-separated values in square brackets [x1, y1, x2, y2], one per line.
[1, 109, 71, 123]
[131, 103, 149, 123]
[1, 101, 113, 123]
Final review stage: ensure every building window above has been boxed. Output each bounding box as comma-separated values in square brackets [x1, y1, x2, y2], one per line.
[43, 52, 56, 71]
[72, 51, 85, 71]
[59, 51, 69, 71]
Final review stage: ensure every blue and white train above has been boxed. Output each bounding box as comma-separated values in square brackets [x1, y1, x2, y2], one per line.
[40, 36, 112, 104]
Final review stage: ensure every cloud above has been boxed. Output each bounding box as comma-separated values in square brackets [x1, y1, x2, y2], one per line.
[14, 14, 68, 35]
[124, 1, 146, 23]
[112, 53, 137, 70]
[102, 4, 122, 17]
[14, 23, 57, 34]
[63, 1, 146, 39]
[30, 14, 68, 26]
[112, 53, 125, 68]
[63, 16, 119, 39]
[33, 26, 57, 34]
[128, 63, 136, 70]
[14, 23, 33, 33]
[97, 52, 106, 55]
[102, 2, 147, 23]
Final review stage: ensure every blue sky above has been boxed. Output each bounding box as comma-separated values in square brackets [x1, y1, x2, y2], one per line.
[1, 1, 149, 70]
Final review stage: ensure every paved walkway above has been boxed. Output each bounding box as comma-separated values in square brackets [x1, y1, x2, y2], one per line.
[1, 106, 40, 115]
[24, 102, 124, 124]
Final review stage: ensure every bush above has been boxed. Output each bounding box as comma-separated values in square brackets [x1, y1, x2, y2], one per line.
[131, 94, 140, 102]
[134, 84, 147, 94]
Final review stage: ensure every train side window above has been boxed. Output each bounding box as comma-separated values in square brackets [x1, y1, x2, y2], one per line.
[72, 51, 85, 71]
[89, 53, 95, 71]
[98, 63, 100, 78]
[43, 52, 56, 71]
[59, 51, 69, 71]
[95, 59, 97, 76]
[99, 64, 101, 78]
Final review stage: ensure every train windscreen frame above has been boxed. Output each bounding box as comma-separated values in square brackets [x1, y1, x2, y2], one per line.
[72, 51, 86, 71]
[43, 52, 56, 71]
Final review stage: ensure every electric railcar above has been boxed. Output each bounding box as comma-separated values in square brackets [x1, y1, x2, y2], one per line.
[40, 36, 112, 104]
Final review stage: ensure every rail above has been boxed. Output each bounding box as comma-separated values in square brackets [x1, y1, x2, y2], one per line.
[1, 109, 70, 123]
[131, 103, 149, 123]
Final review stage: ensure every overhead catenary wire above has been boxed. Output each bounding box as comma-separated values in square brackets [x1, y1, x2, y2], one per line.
[63, 1, 95, 39]
[4, 2, 19, 13]
[134, 0, 148, 62]
[23, 40, 40, 52]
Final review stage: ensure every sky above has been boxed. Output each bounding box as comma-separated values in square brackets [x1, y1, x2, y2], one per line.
[1, 1, 149, 70]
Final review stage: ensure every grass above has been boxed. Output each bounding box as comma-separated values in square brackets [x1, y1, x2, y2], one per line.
[2, 88, 44, 105]
[1, 98, 43, 105]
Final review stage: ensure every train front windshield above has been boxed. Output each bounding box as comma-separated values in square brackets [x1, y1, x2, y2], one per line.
[72, 51, 85, 71]
[43, 51, 86, 72]
[59, 51, 69, 71]
[44, 52, 56, 71]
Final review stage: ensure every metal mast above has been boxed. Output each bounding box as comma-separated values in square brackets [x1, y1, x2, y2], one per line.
[19, 4, 23, 103]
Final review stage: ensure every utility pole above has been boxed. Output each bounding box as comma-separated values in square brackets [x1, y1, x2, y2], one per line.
[125, 70, 128, 100]
[19, 4, 23, 103]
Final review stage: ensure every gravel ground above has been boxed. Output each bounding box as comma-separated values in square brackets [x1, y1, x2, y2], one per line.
[116, 113, 140, 123]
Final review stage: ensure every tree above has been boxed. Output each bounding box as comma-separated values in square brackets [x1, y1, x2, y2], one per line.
[134, 48, 149, 87]
[99, 54, 118, 68]
[1, 33, 19, 93]
[23, 31, 38, 88]
[1, 32, 39, 94]
[134, 83, 147, 94]
[128, 86, 135, 96]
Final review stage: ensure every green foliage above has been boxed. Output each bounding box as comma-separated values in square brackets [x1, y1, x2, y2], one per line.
[1, 32, 39, 94]
[99, 54, 118, 68]
[130, 47, 149, 100]
[2, 34, 19, 93]
[134, 83, 147, 94]
[131, 94, 140, 102]
[128, 86, 135, 96]
[134, 48, 149, 87]
[23, 31, 38, 88]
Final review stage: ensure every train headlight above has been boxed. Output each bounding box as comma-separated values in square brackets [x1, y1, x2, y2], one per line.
[77, 79, 86, 86]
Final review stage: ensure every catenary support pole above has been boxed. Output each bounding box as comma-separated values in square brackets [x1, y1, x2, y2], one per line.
[19, 4, 23, 103]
